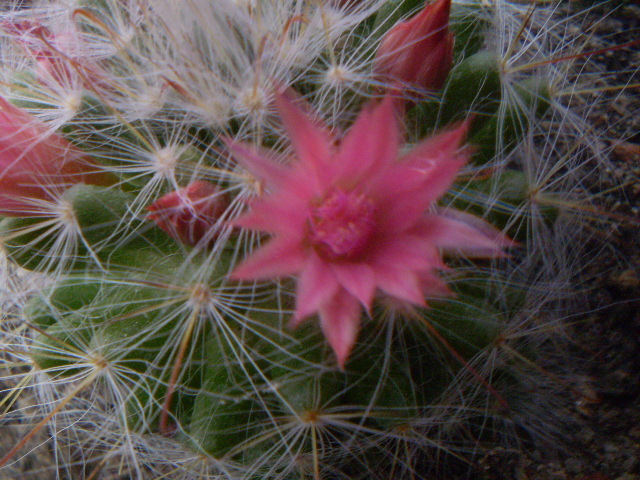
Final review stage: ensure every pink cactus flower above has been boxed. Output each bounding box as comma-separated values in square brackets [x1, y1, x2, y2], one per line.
[227, 90, 513, 369]
[147, 181, 228, 247]
[373, 0, 454, 96]
[0, 96, 114, 216]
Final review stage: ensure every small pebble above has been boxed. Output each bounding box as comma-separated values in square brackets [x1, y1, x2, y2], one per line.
[565, 457, 584, 475]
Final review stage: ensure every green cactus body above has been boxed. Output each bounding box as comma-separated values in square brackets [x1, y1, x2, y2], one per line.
[123, 359, 201, 433]
[0, 183, 186, 273]
[189, 335, 268, 459]
[344, 341, 420, 429]
[471, 76, 552, 163]
[69, 184, 180, 256]
[30, 312, 95, 375]
[413, 49, 502, 135]
[372, 0, 427, 39]
[0, 216, 78, 272]
[450, 1, 492, 58]
[451, 169, 560, 241]
[260, 323, 341, 413]
[423, 296, 504, 361]
[23, 275, 103, 328]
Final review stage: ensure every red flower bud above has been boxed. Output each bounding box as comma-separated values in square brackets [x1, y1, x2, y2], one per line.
[373, 0, 454, 96]
[147, 181, 228, 247]
[0, 96, 114, 216]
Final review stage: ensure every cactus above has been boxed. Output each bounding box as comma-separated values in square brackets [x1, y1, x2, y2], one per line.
[0, 1, 628, 479]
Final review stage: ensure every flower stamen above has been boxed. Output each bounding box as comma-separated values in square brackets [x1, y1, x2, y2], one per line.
[308, 188, 375, 261]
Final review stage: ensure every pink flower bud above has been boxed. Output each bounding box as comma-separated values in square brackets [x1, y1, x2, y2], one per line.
[147, 181, 228, 247]
[373, 0, 454, 96]
[0, 96, 114, 216]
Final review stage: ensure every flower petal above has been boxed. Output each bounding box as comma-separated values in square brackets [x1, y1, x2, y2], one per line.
[318, 289, 362, 370]
[333, 96, 400, 184]
[331, 263, 376, 312]
[375, 156, 467, 233]
[419, 271, 453, 298]
[373, 234, 444, 272]
[417, 211, 516, 256]
[401, 120, 470, 166]
[374, 265, 427, 306]
[224, 138, 289, 190]
[373, 0, 453, 93]
[293, 253, 340, 324]
[231, 238, 305, 280]
[234, 195, 308, 235]
[275, 89, 334, 181]
[370, 123, 469, 233]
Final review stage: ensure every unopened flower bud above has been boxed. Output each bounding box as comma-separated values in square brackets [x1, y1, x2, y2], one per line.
[373, 0, 454, 96]
[147, 181, 228, 247]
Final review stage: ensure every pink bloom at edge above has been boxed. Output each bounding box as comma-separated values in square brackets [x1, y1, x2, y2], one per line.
[227, 90, 514, 369]
[147, 181, 228, 247]
[0, 96, 114, 216]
